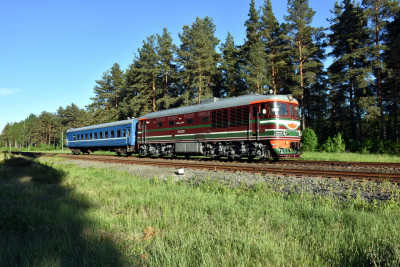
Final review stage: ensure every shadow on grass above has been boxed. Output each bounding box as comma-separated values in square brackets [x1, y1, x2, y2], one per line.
[0, 156, 126, 266]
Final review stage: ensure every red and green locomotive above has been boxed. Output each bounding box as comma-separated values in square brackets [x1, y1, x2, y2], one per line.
[137, 94, 301, 160]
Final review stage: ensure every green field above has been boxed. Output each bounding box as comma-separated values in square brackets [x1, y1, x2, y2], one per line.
[1, 154, 400, 266]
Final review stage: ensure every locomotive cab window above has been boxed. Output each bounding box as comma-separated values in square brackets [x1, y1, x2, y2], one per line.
[290, 105, 295, 117]
[201, 116, 209, 123]
[187, 118, 194, 124]
[261, 103, 268, 117]
[157, 122, 163, 127]
[169, 120, 175, 126]
[294, 105, 301, 118]
[268, 102, 289, 117]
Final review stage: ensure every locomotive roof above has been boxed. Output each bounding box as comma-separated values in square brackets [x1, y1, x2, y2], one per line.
[66, 119, 136, 133]
[139, 94, 297, 120]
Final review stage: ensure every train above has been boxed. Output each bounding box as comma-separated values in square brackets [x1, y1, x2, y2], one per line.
[66, 94, 302, 160]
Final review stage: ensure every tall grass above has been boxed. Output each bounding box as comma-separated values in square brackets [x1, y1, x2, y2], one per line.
[1, 156, 400, 266]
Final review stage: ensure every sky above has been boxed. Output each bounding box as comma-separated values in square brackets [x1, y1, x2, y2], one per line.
[0, 0, 338, 133]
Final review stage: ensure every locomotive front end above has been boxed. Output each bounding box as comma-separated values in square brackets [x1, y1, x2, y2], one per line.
[252, 95, 302, 158]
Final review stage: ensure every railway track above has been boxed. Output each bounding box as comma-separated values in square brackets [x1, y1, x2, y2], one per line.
[10, 151, 400, 183]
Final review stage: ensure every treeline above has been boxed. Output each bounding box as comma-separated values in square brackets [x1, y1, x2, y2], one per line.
[1, 104, 90, 150]
[1, 0, 400, 154]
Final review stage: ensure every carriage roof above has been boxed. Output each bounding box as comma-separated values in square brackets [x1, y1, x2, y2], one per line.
[66, 119, 136, 133]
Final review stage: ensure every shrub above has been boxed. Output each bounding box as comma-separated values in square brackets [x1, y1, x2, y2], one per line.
[332, 133, 346, 153]
[320, 133, 346, 153]
[301, 128, 318, 152]
[320, 137, 334, 152]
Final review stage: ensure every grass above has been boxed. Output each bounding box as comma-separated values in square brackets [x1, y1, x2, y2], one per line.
[300, 151, 400, 162]
[1, 154, 400, 266]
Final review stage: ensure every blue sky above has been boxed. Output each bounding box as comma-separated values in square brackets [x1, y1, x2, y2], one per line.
[0, 0, 337, 132]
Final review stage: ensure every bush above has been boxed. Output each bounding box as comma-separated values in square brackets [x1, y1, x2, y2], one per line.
[320, 133, 346, 153]
[301, 128, 318, 152]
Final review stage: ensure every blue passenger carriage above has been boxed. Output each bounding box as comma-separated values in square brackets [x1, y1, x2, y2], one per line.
[66, 119, 137, 156]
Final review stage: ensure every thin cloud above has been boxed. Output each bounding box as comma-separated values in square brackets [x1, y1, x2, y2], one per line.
[0, 88, 19, 96]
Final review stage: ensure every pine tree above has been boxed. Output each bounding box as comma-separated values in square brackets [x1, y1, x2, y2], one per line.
[284, 0, 324, 129]
[156, 28, 179, 110]
[110, 63, 124, 112]
[88, 63, 124, 122]
[178, 17, 220, 104]
[220, 32, 244, 96]
[384, 10, 400, 141]
[260, 0, 288, 95]
[127, 35, 160, 113]
[328, 0, 370, 140]
[362, 0, 399, 140]
[242, 0, 267, 94]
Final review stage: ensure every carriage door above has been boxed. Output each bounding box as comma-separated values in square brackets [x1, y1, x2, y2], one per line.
[126, 127, 131, 145]
[139, 119, 146, 144]
[250, 104, 260, 140]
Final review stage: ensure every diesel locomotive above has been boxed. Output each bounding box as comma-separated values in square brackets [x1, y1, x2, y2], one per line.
[66, 94, 302, 160]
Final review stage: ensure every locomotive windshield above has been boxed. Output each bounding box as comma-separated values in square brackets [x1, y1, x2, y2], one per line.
[268, 102, 288, 116]
[262, 102, 301, 119]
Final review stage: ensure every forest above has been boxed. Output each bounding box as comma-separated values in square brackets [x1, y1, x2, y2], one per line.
[1, 0, 400, 154]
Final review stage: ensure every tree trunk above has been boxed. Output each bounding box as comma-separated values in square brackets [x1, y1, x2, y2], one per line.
[394, 66, 399, 141]
[299, 41, 306, 130]
[271, 60, 277, 95]
[198, 74, 202, 104]
[164, 73, 168, 109]
[373, 1, 386, 140]
[152, 78, 156, 112]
